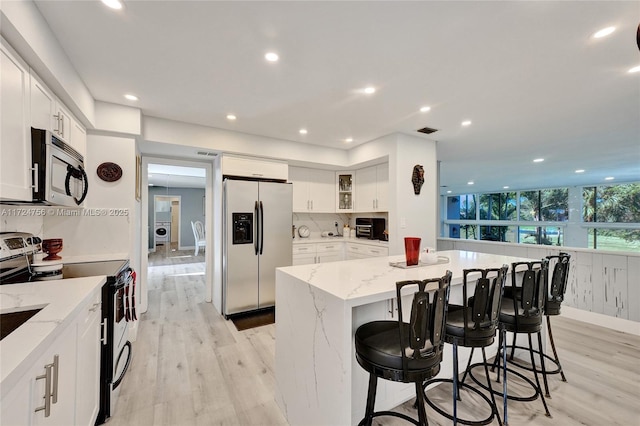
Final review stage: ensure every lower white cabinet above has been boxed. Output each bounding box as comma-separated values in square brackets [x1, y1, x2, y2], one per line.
[75, 291, 102, 426]
[0, 287, 102, 426]
[294, 241, 388, 264]
[30, 321, 77, 426]
[346, 242, 389, 260]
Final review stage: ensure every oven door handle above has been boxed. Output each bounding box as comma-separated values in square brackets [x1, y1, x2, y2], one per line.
[112, 341, 132, 390]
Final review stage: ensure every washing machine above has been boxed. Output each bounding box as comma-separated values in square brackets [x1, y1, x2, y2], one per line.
[155, 221, 171, 244]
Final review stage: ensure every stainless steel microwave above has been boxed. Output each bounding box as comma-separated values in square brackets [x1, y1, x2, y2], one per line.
[31, 128, 88, 207]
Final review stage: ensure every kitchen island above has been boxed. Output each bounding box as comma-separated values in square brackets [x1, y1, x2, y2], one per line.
[274, 250, 538, 426]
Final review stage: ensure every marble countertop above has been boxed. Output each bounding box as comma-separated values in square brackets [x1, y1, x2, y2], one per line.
[0, 276, 106, 399]
[32, 252, 129, 264]
[277, 249, 535, 307]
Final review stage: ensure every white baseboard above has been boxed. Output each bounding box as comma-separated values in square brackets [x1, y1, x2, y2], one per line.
[562, 306, 640, 336]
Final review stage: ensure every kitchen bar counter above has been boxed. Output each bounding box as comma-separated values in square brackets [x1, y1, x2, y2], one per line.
[0, 276, 106, 398]
[274, 250, 538, 425]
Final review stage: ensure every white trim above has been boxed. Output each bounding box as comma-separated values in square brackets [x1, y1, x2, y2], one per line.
[561, 306, 640, 336]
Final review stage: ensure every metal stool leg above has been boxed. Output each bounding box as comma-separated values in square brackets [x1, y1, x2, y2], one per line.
[547, 316, 566, 382]
[528, 333, 551, 417]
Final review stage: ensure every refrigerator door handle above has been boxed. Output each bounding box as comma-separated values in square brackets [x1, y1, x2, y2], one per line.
[259, 200, 265, 255]
[254, 201, 259, 255]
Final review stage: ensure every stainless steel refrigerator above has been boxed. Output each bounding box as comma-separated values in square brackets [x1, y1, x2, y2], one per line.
[223, 179, 293, 317]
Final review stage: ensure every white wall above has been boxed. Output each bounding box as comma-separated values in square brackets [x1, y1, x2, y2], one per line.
[43, 134, 136, 257]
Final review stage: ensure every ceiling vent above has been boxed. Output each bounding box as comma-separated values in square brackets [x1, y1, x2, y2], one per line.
[417, 126, 438, 135]
[196, 151, 216, 157]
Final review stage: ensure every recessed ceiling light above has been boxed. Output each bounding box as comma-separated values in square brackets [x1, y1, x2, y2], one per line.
[363, 87, 376, 94]
[101, 0, 123, 10]
[226, 114, 237, 120]
[533, 158, 544, 163]
[467, 181, 474, 185]
[148, 183, 154, 186]
[124, 94, 138, 101]
[593, 26, 615, 38]
[265, 52, 279, 62]
[299, 129, 308, 135]
[503, 186, 510, 189]
[629, 65, 640, 73]
[446, 190, 452, 194]
[605, 176, 615, 181]
[575, 169, 585, 173]
[345, 137, 354, 143]
[420, 106, 431, 113]
[461, 120, 472, 126]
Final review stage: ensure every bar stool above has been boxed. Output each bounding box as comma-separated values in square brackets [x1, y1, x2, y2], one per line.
[471, 259, 551, 418]
[354, 271, 452, 426]
[506, 253, 571, 397]
[423, 265, 509, 426]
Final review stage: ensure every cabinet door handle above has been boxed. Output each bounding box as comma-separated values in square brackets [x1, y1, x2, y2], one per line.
[51, 354, 59, 404]
[101, 320, 108, 346]
[34, 354, 58, 417]
[31, 163, 39, 192]
[310, 200, 313, 210]
[60, 115, 64, 136]
[388, 299, 394, 318]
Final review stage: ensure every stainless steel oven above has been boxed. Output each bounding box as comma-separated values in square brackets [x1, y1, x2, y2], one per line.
[62, 260, 135, 425]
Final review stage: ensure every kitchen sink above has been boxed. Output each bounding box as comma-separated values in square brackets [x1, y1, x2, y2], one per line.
[0, 307, 44, 341]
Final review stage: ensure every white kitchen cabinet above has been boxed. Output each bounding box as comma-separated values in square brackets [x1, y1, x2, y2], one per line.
[315, 242, 343, 263]
[70, 118, 87, 158]
[346, 242, 388, 260]
[30, 71, 86, 157]
[293, 241, 344, 264]
[0, 38, 32, 202]
[336, 172, 355, 213]
[222, 155, 288, 180]
[30, 317, 77, 426]
[292, 243, 317, 265]
[289, 167, 335, 212]
[75, 291, 101, 426]
[0, 373, 30, 426]
[0, 287, 102, 426]
[355, 164, 388, 212]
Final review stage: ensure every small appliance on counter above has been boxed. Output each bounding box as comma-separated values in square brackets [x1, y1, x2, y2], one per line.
[355, 218, 387, 240]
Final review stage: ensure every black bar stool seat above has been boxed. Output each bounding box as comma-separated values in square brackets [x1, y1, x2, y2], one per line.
[355, 272, 452, 426]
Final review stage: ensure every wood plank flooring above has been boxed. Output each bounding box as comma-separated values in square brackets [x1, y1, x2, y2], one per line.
[107, 249, 640, 425]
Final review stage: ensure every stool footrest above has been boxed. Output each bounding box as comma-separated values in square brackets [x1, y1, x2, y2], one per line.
[423, 378, 497, 425]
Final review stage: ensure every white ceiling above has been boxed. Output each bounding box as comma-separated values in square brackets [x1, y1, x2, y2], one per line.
[33, 1, 640, 195]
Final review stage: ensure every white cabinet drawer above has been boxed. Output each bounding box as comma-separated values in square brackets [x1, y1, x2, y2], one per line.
[293, 244, 316, 255]
[316, 242, 341, 253]
[365, 246, 388, 257]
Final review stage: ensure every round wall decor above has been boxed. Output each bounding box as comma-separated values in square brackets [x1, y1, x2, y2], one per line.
[97, 162, 123, 182]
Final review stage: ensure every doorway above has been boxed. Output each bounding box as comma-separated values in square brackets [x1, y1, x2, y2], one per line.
[139, 158, 213, 315]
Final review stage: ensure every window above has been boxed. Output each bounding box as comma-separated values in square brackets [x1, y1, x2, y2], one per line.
[479, 192, 517, 220]
[583, 183, 640, 251]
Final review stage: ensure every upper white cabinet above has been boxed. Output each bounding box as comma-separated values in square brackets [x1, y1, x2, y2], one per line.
[355, 164, 388, 212]
[222, 155, 288, 180]
[30, 71, 86, 157]
[336, 172, 355, 213]
[289, 167, 335, 213]
[0, 38, 32, 202]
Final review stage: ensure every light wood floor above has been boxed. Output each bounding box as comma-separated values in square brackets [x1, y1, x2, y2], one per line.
[108, 251, 640, 425]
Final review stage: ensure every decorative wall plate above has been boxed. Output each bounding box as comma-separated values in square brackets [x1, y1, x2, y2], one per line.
[97, 162, 123, 182]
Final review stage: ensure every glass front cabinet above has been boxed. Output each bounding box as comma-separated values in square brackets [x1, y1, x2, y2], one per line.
[336, 172, 354, 212]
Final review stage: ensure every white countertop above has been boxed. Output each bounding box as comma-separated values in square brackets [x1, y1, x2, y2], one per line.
[32, 252, 129, 264]
[0, 276, 106, 399]
[277, 249, 535, 307]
